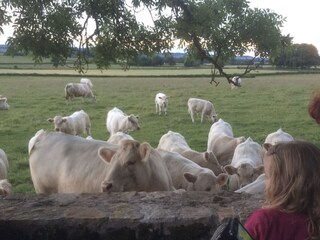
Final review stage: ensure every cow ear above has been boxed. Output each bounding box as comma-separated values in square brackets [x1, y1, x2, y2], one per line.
[184, 172, 197, 183]
[98, 147, 116, 164]
[263, 143, 272, 152]
[224, 165, 237, 175]
[139, 142, 151, 161]
[47, 118, 54, 122]
[216, 173, 228, 186]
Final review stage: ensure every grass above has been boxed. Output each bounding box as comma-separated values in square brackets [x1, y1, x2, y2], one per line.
[1, 73, 320, 194]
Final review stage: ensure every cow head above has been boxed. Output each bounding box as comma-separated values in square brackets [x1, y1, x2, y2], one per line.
[47, 116, 68, 132]
[184, 172, 228, 192]
[99, 140, 152, 192]
[224, 163, 264, 190]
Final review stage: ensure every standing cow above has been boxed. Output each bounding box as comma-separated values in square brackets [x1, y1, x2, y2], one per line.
[187, 98, 218, 123]
[0, 96, 9, 110]
[157, 130, 223, 175]
[155, 93, 169, 116]
[47, 109, 91, 136]
[230, 76, 241, 90]
[106, 107, 140, 135]
[28, 130, 175, 193]
[65, 83, 96, 102]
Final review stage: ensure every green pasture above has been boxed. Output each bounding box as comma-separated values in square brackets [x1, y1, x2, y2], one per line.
[1, 73, 320, 193]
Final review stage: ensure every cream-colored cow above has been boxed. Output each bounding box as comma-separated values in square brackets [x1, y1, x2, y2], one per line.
[157, 130, 223, 175]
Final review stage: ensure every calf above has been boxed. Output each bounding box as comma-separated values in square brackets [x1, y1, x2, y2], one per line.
[0, 96, 9, 110]
[157, 130, 223, 175]
[106, 107, 140, 135]
[47, 109, 91, 136]
[65, 83, 96, 102]
[187, 98, 218, 123]
[207, 119, 245, 166]
[224, 137, 264, 191]
[157, 150, 228, 192]
[28, 130, 174, 193]
[155, 93, 169, 115]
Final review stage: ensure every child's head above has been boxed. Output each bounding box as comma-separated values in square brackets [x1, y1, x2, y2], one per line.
[263, 140, 320, 213]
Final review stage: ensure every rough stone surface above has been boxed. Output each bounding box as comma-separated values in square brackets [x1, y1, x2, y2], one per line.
[0, 190, 264, 240]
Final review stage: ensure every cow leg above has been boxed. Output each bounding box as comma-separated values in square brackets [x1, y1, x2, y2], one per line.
[190, 110, 195, 123]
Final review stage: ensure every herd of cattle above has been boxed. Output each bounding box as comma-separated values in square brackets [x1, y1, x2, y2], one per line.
[0, 79, 293, 195]
[0, 75, 294, 196]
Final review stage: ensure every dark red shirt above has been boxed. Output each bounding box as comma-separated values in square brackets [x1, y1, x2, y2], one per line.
[244, 208, 309, 240]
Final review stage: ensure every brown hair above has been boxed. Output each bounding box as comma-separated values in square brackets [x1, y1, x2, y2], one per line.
[264, 141, 320, 239]
[308, 90, 320, 124]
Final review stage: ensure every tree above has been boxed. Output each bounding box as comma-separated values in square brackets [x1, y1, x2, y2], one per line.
[273, 41, 320, 68]
[0, 0, 284, 83]
[289, 44, 320, 68]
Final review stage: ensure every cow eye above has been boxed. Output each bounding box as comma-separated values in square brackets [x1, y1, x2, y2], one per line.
[205, 187, 211, 191]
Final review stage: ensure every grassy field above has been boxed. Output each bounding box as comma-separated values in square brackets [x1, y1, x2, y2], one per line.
[1, 73, 320, 193]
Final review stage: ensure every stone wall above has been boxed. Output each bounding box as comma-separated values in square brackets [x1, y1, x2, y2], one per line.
[0, 190, 263, 240]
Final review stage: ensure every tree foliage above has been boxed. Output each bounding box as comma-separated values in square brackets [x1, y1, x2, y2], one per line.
[0, 0, 284, 82]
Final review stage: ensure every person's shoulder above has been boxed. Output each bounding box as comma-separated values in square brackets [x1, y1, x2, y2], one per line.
[246, 208, 279, 223]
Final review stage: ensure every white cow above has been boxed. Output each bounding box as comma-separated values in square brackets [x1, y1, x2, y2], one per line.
[224, 137, 264, 191]
[264, 128, 294, 145]
[157, 150, 228, 192]
[47, 109, 91, 136]
[157, 130, 223, 175]
[155, 93, 169, 115]
[230, 76, 241, 90]
[236, 129, 294, 195]
[28, 130, 174, 193]
[187, 98, 218, 123]
[65, 82, 96, 102]
[207, 119, 246, 166]
[107, 132, 134, 145]
[236, 129, 294, 194]
[80, 78, 93, 88]
[0, 148, 11, 196]
[0, 96, 9, 110]
[106, 107, 140, 135]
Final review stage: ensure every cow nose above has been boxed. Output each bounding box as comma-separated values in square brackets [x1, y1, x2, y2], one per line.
[101, 182, 113, 192]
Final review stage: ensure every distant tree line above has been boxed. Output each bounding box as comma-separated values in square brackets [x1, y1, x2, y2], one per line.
[3, 42, 319, 68]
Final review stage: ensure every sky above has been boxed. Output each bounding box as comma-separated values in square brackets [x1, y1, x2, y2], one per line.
[0, 0, 319, 52]
[248, 0, 320, 51]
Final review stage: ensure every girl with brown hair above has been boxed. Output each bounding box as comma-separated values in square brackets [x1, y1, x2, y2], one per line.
[244, 141, 320, 240]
